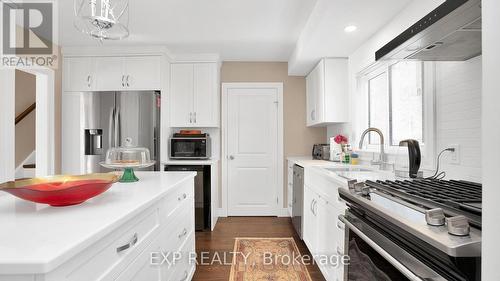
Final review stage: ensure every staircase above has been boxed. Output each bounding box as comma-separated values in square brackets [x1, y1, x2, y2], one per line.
[15, 102, 36, 179]
[15, 152, 36, 179]
[21, 164, 36, 178]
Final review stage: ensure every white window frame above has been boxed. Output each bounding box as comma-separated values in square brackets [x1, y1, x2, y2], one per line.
[358, 61, 436, 169]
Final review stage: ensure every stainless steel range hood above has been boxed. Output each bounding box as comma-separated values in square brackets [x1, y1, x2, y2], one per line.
[376, 0, 481, 61]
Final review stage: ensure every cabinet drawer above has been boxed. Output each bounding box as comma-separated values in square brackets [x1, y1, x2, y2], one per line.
[114, 235, 162, 281]
[160, 180, 194, 221]
[171, 233, 196, 281]
[157, 198, 195, 277]
[66, 207, 161, 281]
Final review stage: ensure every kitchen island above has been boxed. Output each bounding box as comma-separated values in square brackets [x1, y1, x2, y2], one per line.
[0, 171, 196, 281]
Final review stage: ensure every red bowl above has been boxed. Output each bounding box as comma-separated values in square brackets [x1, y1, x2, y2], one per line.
[0, 173, 119, 206]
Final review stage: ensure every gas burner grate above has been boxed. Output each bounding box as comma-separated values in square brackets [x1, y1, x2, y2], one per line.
[365, 179, 482, 228]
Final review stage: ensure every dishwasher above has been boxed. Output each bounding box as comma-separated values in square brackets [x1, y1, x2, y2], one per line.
[292, 164, 304, 238]
[164, 165, 211, 231]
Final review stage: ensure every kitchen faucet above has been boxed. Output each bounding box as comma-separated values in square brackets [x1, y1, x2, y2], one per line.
[358, 127, 391, 170]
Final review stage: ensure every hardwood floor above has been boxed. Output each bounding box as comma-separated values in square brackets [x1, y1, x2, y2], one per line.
[193, 217, 326, 281]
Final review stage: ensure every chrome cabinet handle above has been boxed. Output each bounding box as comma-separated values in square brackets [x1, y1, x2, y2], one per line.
[189, 112, 193, 123]
[121, 75, 125, 87]
[126, 75, 130, 87]
[310, 199, 314, 214]
[194, 112, 196, 123]
[87, 75, 91, 88]
[178, 193, 187, 201]
[336, 246, 343, 255]
[313, 200, 318, 216]
[311, 109, 315, 121]
[229, 155, 235, 160]
[116, 233, 138, 253]
[337, 221, 345, 230]
[179, 270, 188, 281]
[178, 228, 188, 239]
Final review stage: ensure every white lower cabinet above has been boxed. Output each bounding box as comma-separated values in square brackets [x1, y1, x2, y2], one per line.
[303, 179, 346, 281]
[115, 236, 162, 281]
[303, 185, 318, 253]
[287, 161, 294, 216]
[36, 181, 196, 281]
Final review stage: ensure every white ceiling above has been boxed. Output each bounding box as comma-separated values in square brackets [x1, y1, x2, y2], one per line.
[288, 0, 413, 75]
[59, 0, 317, 61]
[59, 0, 413, 69]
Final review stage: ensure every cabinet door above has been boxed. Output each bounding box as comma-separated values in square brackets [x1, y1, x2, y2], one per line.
[324, 58, 348, 123]
[302, 185, 317, 254]
[125, 56, 162, 90]
[192, 63, 218, 127]
[63, 57, 94, 91]
[170, 64, 194, 127]
[94, 57, 126, 91]
[61, 92, 83, 174]
[306, 65, 318, 126]
[317, 199, 341, 281]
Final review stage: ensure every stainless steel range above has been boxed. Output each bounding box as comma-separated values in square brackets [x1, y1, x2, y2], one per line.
[339, 178, 481, 281]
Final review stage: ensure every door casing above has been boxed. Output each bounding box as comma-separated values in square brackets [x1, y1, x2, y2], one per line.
[221, 82, 284, 217]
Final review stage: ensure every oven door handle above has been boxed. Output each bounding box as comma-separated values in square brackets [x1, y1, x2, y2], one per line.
[339, 214, 447, 281]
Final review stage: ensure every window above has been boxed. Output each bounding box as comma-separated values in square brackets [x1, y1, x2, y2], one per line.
[368, 73, 389, 144]
[390, 61, 423, 145]
[367, 61, 424, 146]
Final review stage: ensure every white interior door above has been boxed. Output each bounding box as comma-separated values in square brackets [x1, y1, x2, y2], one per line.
[227, 87, 279, 216]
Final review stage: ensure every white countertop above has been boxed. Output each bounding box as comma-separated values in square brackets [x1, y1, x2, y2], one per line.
[286, 156, 332, 167]
[287, 156, 395, 184]
[0, 171, 195, 274]
[309, 164, 396, 185]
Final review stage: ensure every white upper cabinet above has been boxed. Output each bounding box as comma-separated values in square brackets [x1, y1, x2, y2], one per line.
[170, 63, 219, 127]
[170, 64, 194, 127]
[306, 58, 348, 127]
[63, 57, 95, 91]
[94, 57, 125, 91]
[63, 56, 162, 92]
[124, 56, 162, 90]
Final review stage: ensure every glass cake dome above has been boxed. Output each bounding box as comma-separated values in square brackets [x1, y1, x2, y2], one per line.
[100, 138, 155, 182]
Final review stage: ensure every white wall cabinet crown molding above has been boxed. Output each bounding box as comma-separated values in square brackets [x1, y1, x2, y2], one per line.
[170, 63, 220, 128]
[306, 58, 349, 127]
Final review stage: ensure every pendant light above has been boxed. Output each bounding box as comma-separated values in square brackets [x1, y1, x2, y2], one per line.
[74, 0, 129, 41]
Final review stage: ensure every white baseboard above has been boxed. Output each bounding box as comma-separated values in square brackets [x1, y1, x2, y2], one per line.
[216, 208, 290, 217]
[277, 208, 290, 217]
[216, 208, 227, 218]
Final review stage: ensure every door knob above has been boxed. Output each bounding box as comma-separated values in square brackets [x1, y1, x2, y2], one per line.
[229, 155, 235, 160]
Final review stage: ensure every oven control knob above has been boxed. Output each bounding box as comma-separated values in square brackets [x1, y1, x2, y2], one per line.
[446, 215, 470, 236]
[361, 186, 371, 196]
[425, 208, 445, 226]
[354, 182, 366, 193]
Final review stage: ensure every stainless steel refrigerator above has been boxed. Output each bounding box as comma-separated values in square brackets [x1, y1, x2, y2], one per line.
[83, 91, 161, 173]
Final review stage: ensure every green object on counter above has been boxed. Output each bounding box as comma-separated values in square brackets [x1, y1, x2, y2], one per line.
[120, 168, 139, 182]
[342, 153, 351, 164]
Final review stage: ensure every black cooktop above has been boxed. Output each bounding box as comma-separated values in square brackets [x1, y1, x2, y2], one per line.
[365, 179, 482, 228]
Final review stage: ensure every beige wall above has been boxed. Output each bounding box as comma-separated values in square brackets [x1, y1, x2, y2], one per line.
[15, 70, 36, 167]
[221, 62, 327, 208]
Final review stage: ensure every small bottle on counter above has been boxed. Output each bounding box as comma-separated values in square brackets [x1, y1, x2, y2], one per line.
[350, 153, 359, 165]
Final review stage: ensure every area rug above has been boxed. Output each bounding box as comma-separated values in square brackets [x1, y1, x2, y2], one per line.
[229, 238, 313, 281]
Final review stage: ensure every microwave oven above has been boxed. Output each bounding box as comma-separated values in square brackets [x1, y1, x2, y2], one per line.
[170, 134, 211, 160]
